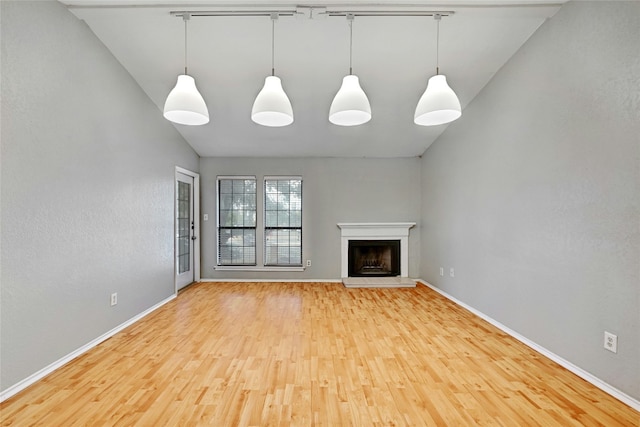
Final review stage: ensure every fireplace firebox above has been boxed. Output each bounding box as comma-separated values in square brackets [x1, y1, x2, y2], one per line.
[348, 240, 400, 277]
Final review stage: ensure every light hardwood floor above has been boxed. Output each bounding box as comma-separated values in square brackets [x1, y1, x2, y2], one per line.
[2, 282, 638, 426]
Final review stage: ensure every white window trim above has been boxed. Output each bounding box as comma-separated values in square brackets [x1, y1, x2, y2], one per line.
[214, 266, 305, 272]
[214, 175, 305, 272]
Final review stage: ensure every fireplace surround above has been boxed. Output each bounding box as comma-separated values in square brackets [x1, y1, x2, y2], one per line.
[337, 222, 416, 279]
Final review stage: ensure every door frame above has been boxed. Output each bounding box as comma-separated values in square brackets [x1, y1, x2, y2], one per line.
[175, 166, 200, 294]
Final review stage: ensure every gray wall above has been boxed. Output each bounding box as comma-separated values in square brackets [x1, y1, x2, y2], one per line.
[0, 1, 199, 392]
[420, 1, 639, 400]
[200, 157, 421, 280]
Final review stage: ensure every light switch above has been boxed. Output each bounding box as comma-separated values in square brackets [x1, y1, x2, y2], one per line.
[203, 214, 209, 221]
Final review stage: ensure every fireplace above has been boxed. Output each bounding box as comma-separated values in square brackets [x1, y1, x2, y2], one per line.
[337, 222, 416, 279]
[348, 240, 400, 277]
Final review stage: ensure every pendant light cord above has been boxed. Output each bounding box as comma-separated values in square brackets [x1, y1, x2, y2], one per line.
[435, 13, 441, 75]
[348, 14, 354, 75]
[271, 14, 277, 76]
[183, 13, 190, 75]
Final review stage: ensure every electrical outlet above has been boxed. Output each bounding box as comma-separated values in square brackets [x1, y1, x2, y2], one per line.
[203, 214, 209, 221]
[111, 293, 118, 306]
[306, 259, 311, 267]
[450, 268, 455, 278]
[604, 331, 617, 353]
[439, 267, 444, 276]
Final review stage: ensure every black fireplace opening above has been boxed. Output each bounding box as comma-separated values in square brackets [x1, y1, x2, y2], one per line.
[348, 240, 400, 277]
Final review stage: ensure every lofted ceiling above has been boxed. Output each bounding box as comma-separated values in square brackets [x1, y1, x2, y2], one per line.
[61, 0, 565, 158]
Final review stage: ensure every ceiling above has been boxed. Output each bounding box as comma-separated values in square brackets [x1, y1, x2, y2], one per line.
[62, 0, 564, 158]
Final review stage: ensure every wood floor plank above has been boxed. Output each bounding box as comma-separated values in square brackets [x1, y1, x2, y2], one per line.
[1, 282, 638, 426]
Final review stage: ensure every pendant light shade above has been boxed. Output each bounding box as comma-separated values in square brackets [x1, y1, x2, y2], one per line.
[414, 14, 460, 127]
[414, 74, 461, 126]
[329, 14, 371, 126]
[164, 74, 209, 125]
[252, 14, 293, 127]
[164, 14, 209, 126]
[329, 75, 371, 126]
[251, 75, 294, 127]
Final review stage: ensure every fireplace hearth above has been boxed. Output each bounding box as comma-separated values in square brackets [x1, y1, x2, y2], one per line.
[348, 240, 400, 277]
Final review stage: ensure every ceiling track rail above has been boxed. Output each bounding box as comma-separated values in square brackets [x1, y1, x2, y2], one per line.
[171, 10, 298, 18]
[326, 11, 453, 17]
[169, 9, 455, 19]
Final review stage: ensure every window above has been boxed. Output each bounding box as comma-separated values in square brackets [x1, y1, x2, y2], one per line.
[216, 176, 303, 269]
[264, 177, 302, 266]
[217, 177, 256, 266]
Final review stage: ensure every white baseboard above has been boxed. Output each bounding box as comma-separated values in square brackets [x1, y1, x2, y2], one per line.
[199, 278, 342, 283]
[0, 294, 176, 403]
[417, 280, 640, 412]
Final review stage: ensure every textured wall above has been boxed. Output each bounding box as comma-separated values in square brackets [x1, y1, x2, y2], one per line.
[421, 1, 640, 400]
[199, 157, 421, 280]
[0, 1, 199, 391]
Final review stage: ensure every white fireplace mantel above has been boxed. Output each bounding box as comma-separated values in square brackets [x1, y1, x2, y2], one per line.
[337, 222, 416, 278]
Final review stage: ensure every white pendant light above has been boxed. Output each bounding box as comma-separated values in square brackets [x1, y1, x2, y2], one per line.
[164, 13, 209, 126]
[251, 14, 293, 127]
[414, 14, 461, 126]
[329, 14, 371, 126]
[164, 75, 209, 126]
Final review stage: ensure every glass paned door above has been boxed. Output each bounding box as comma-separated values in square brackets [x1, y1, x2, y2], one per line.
[176, 172, 195, 290]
